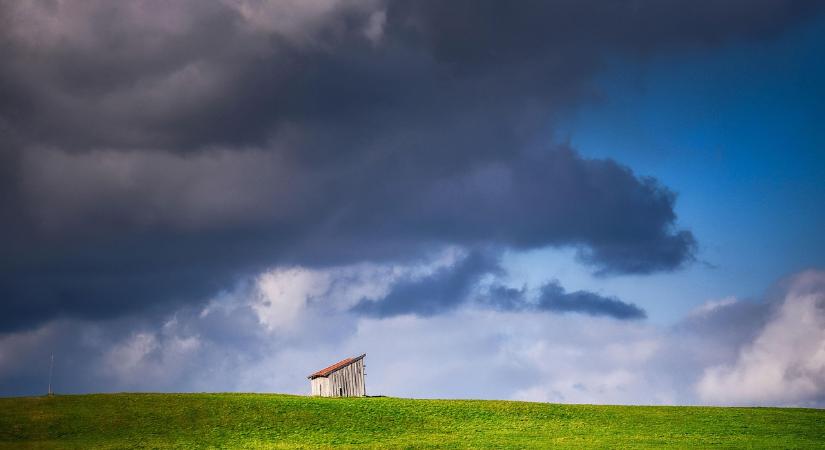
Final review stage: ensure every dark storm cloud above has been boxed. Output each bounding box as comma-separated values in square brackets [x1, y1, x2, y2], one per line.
[481, 284, 528, 311]
[4, 0, 818, 153]
[0, 0, 820, 331]
[354, 251, 645, 320]
[353, 251, 500, 317]
[536, 282, 647, 320]
[478, 276, 646, 320]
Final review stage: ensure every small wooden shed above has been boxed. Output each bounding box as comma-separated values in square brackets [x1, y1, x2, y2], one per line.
[308, 354, 366, 397]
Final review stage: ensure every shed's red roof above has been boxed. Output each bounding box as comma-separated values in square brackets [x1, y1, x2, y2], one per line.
[307, 354, 365, 379]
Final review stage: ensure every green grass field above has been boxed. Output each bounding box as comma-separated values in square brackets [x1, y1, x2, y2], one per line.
[1, 393, 823, 449]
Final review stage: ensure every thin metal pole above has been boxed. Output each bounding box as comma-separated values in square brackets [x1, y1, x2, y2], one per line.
[48, 353, 54, 396]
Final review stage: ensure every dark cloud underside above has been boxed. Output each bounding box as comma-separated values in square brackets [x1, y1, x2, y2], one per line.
[355, 252, 646, 320]
[537, 282, 647, 320]
[353, 251, 500, 317]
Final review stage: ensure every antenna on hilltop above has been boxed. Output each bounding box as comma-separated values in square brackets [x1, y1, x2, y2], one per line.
[47, 353, 54, 396]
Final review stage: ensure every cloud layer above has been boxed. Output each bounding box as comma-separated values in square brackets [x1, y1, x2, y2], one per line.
[3, 1, 817, 331]
[3, 263, 823, 407]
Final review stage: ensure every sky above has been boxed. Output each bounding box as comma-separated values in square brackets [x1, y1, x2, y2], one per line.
[1, 0, 824, 407]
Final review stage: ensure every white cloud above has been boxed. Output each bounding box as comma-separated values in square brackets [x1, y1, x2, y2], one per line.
[249, 252, 462, 332]
[253, 268, 326, 331]
[688, 296, 738, 318]
[346, 310, 668, 403]
[101, 320, 201, 390]
[697, 270, 825, 406]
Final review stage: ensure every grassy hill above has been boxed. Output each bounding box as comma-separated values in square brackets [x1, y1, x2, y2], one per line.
[1, 393, 823, 449]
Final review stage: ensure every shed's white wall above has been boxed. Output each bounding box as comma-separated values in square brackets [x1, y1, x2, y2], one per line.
[310, 377, 331, 396]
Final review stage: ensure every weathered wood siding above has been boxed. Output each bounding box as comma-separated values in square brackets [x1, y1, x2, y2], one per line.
[310, 357, 365, 397]
[310, 377, 330, 396]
